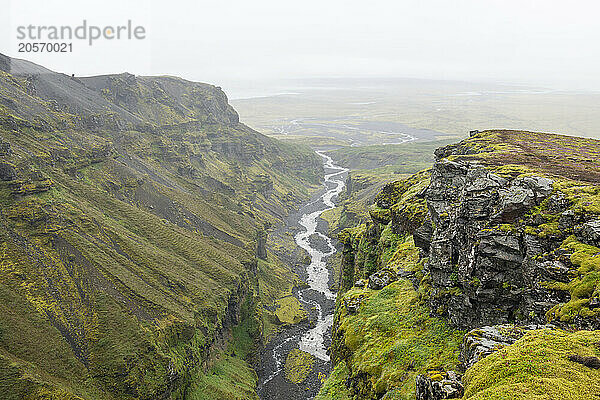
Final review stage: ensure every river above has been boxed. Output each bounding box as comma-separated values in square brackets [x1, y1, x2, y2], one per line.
[258, 151, 348, 400]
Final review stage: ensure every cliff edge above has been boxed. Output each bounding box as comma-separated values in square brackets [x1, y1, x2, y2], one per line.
[319, 130, 600, 400]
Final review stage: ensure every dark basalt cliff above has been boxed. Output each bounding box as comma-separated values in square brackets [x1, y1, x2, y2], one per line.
[0, 54, 322, 400]
[319, 130, 600, 400]
[415, 131, 600, 331]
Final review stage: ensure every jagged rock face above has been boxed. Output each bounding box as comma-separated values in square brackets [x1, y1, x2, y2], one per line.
[419, 160, 572, 329]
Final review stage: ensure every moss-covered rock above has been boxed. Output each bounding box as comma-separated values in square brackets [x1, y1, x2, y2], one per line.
[284, 348, 315, 384]
[462, 329, 600, 399]
[327, 279, 464, 399]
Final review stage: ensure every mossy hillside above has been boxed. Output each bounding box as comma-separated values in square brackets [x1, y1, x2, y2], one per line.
[315, 361, 352, 400]
[328, 217, 461, 399]
[328, 280, 463, 399]
[441, 130, 600, 184]
[323, 131, 600, 400]
[0, 59, 323, 399]
[186, 352, 259, 400]
[0, 165, 297, 398]
[462, 329, 600, 400]
[185, 305, 261, 400]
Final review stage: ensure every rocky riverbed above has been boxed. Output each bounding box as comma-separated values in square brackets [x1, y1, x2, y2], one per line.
[257, 152, 348, 400]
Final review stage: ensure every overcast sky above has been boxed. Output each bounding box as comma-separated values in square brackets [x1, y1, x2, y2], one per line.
[1, 0, 599, 93]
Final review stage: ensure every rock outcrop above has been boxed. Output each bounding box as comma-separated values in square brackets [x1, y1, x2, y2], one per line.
[419, 160, 568, 328]
[459, 324, 553, 370]
[320, 130, 600, 400]
[406, 132, 600, 331]
[415, 371, 463, 400]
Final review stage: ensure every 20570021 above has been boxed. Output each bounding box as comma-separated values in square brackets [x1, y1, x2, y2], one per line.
[18, 42, 73, 53]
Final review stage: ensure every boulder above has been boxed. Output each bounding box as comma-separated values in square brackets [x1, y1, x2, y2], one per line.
[343, 295, 365, 314]
[579, 220, 600, 247]
[0, 161, 16, 181]
[519, 176, 554, 198]
[460, 325, 554, 370]
[497, 186, 536, 221]
[367, 269, 397, 290]
[415, 371, 463, 400]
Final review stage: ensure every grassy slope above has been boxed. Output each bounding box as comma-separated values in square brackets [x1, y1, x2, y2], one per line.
[0, 62, 321, 399]
[318, 169, 462, 399]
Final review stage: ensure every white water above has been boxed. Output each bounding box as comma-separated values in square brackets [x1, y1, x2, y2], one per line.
[294, 152, 348, 361]
[260, 151, 348, 390]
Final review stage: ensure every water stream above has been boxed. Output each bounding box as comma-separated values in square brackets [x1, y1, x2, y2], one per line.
[258, 151, 348, 399]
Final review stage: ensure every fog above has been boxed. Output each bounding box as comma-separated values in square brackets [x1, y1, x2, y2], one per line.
[2, 0, 599, 92]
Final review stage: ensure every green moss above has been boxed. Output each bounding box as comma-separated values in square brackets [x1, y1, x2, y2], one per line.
[0, 64, 326, 399]
[315, 361, 351, 400]
[555, 179, 600, 215]
[274, 295, 307, 325]
[462, 329, 600, 399]
[387, 236, 423, 273]
[498, 224, 515, 233]
[488, 164, 541, 179]
[379, 170, 431, 233]
[284, 348, 314, 384]
[544, 237, 600, 323]
[331, 280, 464, 399]
[186, 352, 258, 400]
